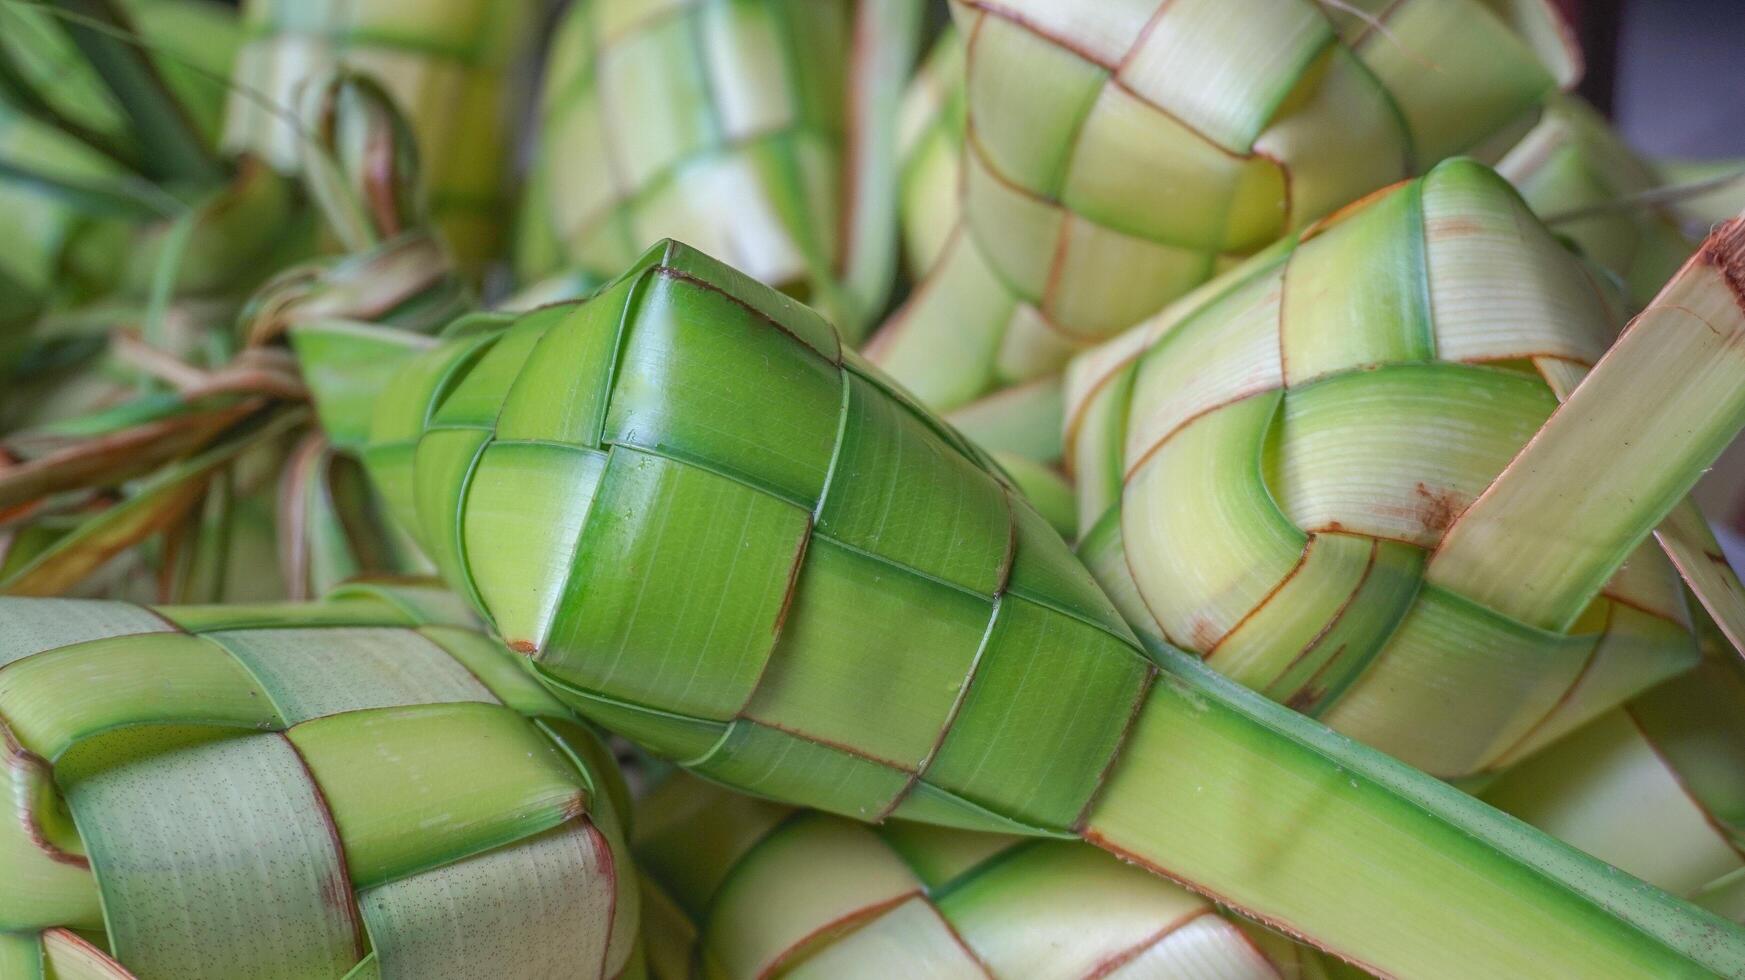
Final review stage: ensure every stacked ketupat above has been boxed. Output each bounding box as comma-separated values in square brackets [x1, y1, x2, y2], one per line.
[8, 3, 1745, 974]
[868, 0, 1579, 461]
[636, 773, 1343, 979]
[1064, 158, 1740, 781]
[224, 0, 541, 271]
[0, 581, 640, 979]
[517, 0, 921, 337]
[295, 234, 1745, 978]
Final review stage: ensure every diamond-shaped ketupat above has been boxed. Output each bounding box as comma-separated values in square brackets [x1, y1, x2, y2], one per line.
[296, 234, 1745, 978]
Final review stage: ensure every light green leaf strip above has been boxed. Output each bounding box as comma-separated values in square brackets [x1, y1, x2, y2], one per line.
[62, 726, 365, 980]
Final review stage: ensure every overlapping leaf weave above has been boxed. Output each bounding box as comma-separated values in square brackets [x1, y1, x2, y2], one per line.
[298, 237, 1745, 977]
[345, 239, 1148, 835]
[1065, 159, 1702, 780]
[0, 582, 639, 980]
[1485, 624, 1745, 910]
[521, 0, 853, 303]
[635, 774, 1329, 979]
[519, 0, 917, 336]
[870, 0, 1577, 440]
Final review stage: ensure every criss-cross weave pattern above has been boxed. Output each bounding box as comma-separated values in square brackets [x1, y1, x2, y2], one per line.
[1063, 159, 1700, 780]
[519, 0, 859, 326]
[869, 0, 1576, 431]
[0, 582, 638, 980]
[634, 775, 1318, 979]
[224, 0, 537, 268]
[305, 236, 1745, 977]
[353, 238, 1155, 836]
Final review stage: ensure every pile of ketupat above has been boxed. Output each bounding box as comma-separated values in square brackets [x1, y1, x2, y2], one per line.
[2, 1, 1743, 977]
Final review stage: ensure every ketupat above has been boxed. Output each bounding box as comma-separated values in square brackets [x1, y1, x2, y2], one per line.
[867, 0, 1579, 459]
[0, 580, 641, 979]
[296, 235, 1745, 977]
[516, 0, 921, 338]
[1063, 159, 1723, 781]
[224, 0, 541, 271]
[635, 772, 1342, 980]
[893, 29, 1678, 310]
[894, 29, 1074, 474]
[895, 53, 1703, 456]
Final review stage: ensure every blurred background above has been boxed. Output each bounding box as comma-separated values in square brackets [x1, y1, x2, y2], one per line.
[1558, 0, 1745, 543]
[1562, 0, 1745, 159]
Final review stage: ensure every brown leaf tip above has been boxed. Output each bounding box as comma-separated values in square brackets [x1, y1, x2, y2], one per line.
[1701, 217, 1745, 307]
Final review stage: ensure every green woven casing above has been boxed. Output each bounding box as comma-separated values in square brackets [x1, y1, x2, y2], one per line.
[298, 237, 1745, 977]
[518, 0, 918, 336]
[332, 238, 1148, 836]
[1064, 159, 1709, 780]
[223, 0, 538, 268]
[869, 0, 1578, 451]
[0, 581, 639, 980]
[520, 0, 851, 299]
